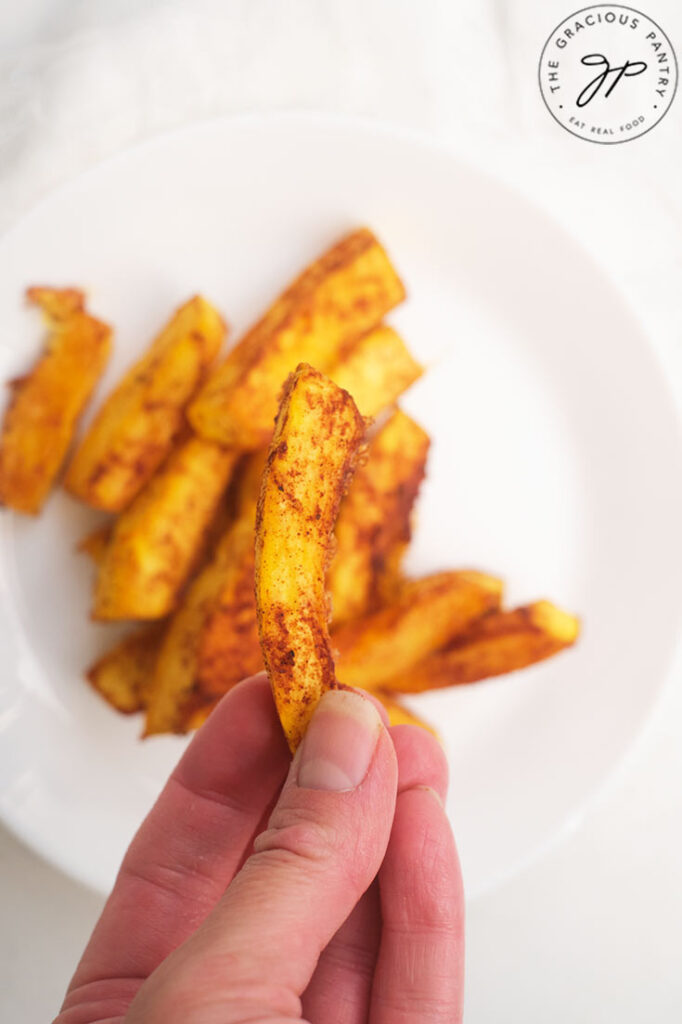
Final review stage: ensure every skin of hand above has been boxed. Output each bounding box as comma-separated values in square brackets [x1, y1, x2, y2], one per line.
[55, 674, 464, 1024]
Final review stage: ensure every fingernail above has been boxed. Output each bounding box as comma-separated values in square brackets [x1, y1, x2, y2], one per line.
[413, 784, 445, 809]
[297, 689, 382, 791]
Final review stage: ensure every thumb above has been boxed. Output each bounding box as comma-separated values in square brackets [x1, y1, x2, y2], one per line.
[128, 688, 398, 1023]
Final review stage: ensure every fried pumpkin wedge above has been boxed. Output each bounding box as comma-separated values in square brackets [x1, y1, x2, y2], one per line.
[255, 363, 366, 752]
[0, 287, 111, 514]
[93, 436, 239, 620]
[144, 453, 265, 724]
[329, 325, 422, 418]
[65, 295, 226, 512]
[328, 409, 430, 625]
[188, 229, 403, 450]
[376, 692, 439, 737]
[87, 624, 165, 714]
[333, 571, 503, 690]
[84, 472, 231, 573]
[381, 601, 580, 693]
[143, 514, 253, 735]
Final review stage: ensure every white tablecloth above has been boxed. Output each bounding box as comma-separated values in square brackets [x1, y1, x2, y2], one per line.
[1, 2, 681, 1019]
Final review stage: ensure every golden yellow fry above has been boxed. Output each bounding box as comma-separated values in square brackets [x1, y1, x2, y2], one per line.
[93, 436, 239, 620]
[333, 571, 503, 689]
[328, 325, 422, 418]
[382, 601, 580, 692]
[328, 409, 430, 625]
[188, 229, 404, 450]
[65, 295, 226, 512]
[144, 450, 265, 722]
[255, 364, 366, 752]
[87, 624, 165, 714]
[0, 287, 111, 514]
[144, 515, 251, 735]
[77, 523, 113, 565]
[375, 692, 439, 737]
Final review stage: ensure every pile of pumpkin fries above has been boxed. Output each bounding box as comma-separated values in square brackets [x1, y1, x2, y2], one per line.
[0, 229, 579, 741]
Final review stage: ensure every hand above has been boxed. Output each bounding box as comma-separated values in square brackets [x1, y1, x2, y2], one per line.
[56, 674, 464, 1023]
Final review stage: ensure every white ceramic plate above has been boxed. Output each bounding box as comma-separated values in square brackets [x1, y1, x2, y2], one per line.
[1, 114, 681, 898]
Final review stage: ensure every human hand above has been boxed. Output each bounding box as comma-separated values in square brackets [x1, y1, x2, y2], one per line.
[56, 674, 464, 1023]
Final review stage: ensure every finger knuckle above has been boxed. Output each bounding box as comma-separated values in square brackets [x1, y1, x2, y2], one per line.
[252, 813, 337, 868]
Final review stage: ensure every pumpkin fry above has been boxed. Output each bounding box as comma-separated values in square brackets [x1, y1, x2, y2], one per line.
[188, 229, 404, 450]
[333, 571, 503, 690]
[328, 409, 429, 625]
[255, 363, 366, 751]
[380, 602, 579, 692]
[143, 450, 265, 733]
[93, 436, 239, 620]
[65, 295, 226, 512]
[0, 287, 111, 514]
[87, 624, 165, 714]
[329, 325, 422, 419]
[144, 514, 253, 734]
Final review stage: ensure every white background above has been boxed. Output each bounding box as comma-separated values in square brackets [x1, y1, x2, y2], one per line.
[1, 1, 681, 1020]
